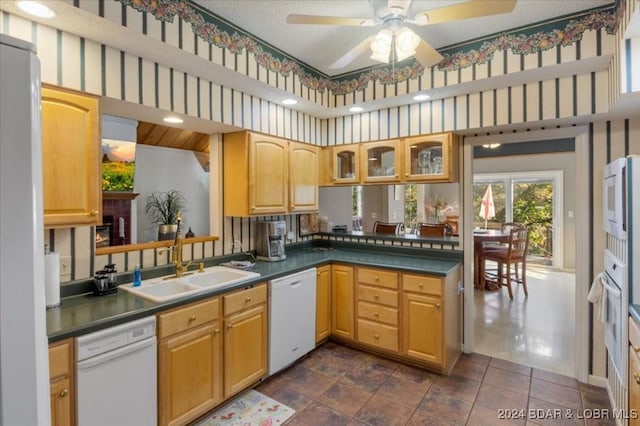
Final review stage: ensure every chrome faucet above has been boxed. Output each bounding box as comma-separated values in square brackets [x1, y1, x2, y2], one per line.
[158, 215, 203, 278]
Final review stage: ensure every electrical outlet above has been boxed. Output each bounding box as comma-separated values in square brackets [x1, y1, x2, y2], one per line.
[59, 256, 71, 275]
[286, 231, 295, 241]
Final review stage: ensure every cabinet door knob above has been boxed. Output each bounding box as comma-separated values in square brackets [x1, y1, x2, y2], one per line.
[188, 315, 196, 322]
[373, 312, 379, 317]
[395, 174, 399, 178]
[405, 173, 409, 177]
[634, 372, 640, 385]
[90, 210, 98, 216]
[332, 177, 336, 181]
[435, 303, 441, 308]
[227, 324, 233, 329]
[374, 334, 379, 339]
[214, 328, 220, 334]
[634, 345, 640, 353]
[374, 294, 379, 299]
[374, 276, 379, 281]
[245, 296, 252, 302]
[59, 389, 68, 398]
[251, 207, 256, 211]
[419, 283, 424, 288]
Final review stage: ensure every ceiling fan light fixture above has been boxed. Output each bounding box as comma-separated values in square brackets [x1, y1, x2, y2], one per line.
[370, 29, 393, 63]
[395, 27, 420, 61]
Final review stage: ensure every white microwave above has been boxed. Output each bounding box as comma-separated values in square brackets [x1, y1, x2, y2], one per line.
[603, 157, 627, 240]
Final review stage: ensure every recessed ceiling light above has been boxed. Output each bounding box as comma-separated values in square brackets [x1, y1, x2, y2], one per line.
[349, 106, 364, 113]
[282, 98, 297, 105]
[413, 94, 430, 101]
[15, 1, 56, 18]
[163, 116, 183, 124]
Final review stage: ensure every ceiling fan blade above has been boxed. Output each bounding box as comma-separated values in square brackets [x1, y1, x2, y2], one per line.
[286, 14, 375, 26]
[413, 0, 516, 26]
[329, 35, 376, 69]
[414, 39, 444, 67]
[388, 0, 412, 15]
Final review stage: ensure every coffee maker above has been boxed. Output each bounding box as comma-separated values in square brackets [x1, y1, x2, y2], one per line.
[256, 220, 287, 261]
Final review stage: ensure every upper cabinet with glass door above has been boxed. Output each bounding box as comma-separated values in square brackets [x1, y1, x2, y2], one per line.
[360, 140, 402, 184]
[326, 145, 360, 185]
[403, 133, 459, 182]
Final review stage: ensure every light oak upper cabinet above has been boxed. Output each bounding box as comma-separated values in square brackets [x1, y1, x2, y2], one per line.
[41, 85, 101, 227]
[223, 284, 268, 398]
[325, 145, 360, 185]
[224, 131, 288, 216]
[316, 265, 331, 343]
[157, 298, 223, 426]
[403, 132, 459, 182]
[360, 140, 402, 184]
[331, 264, 355, 340]
[49, 339, 74, 426]
[289, 141, 319, 212]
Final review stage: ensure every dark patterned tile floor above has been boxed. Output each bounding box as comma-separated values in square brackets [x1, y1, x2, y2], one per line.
[256, 342, 614, 426]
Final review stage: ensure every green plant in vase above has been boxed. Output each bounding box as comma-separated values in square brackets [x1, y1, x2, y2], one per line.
[144, 190, 187, 241]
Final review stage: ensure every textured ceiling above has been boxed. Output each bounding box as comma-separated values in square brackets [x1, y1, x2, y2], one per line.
[194, 0, 614, 75]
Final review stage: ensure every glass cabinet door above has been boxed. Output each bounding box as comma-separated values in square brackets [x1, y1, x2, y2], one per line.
[360, 141, 401, 183]
[404, 133, 452, 181]
[332, 146, 359, 184]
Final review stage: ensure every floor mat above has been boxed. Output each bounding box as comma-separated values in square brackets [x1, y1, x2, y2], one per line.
[194, 389, 295, 426]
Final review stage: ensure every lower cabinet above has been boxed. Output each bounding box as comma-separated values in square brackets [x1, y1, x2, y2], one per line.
[402, 292, 443, 365]
[331, 265, 355, 340]
[356, 267, 399, 353]
[223, 284, 268, 398]
[157, 298, 223, 426]
[49, 339, 74, 426]
[316, 265, 332, 343]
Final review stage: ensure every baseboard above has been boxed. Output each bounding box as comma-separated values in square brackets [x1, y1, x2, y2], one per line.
[588, 374, 608, 387]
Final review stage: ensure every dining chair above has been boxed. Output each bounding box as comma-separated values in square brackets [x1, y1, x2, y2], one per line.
[480, 225, 530, 299]
[372, 221, 404, 234]
[417, 223, 449, 237]
[442, 215, 459, 236]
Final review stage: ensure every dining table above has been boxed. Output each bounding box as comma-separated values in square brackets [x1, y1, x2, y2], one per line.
[473, 229, 510, 289]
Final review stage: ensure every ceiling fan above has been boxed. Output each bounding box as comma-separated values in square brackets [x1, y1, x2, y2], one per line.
[286, 0, 517, 70]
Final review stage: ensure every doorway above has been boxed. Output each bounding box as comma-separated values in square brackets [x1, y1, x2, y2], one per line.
[462, 128, 590, 382]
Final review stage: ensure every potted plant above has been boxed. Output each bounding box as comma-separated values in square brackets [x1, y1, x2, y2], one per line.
[144, 189, 187, 241]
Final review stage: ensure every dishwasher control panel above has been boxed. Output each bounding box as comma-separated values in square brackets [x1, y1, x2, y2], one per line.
[76, 316, 156, 361]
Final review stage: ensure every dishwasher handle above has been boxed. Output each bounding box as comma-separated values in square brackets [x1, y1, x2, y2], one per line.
[77, 336, 156, 370]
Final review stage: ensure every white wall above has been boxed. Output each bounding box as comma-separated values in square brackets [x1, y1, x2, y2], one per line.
[134, 145, 210, 242]
[474, 152, 576, 270]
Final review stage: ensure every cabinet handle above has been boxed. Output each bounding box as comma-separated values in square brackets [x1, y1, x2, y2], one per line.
[395, 174, 399, 178]
[332, 177, 336, 181]
[90, 210, 98, 216]
[214, 328, 220, 334]
[188, 315, 196, 322]
[374, 294, 379, 299]
[419, 283, 424, 288]
[245, 296, 252, 302]
[405, 173, 409, 177]
[227, 324, 233, 329]
[374, 334, 379, 339]
[634, 345, 640, 353]
[59, 389, 68, 398]
[435, 303, 441, 308]
[374, 276, 379, 281]
[634, 372, 640, 385]
[251, 207, 256, 211]
[373, 312, 379, 317]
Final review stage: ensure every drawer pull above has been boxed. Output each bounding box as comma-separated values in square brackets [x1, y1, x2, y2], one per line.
[373, 312, 379, 317]
[374, 334, 379, 339]
[419, 283, 424, 288]
[634, 345, 640, 353]
[435, 303, 441, 308]
[374, 294, 379, 299]
[214, 328, 220, 334]
[59, 389, 68, 398]
[374, 276, 379, 281]
[188, 315, 196, 322]
[634, 372, 640, 385]
[227, 324, 233, 329]
[90, 210, 98, 216]
[245, 296, 252, 302]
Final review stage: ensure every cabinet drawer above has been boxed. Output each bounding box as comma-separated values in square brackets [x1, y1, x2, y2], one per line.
[358, 267, 398, 289]
[49, 340, 71, 380]
[631, 317, 640, 348]
[357, 285, 398, 307]
[358, 301, 398, 326]
[158, 298, 220, 339]
[403, 274, 442, 296]
[357, 319, 398, 352]
[224, 284, 267, 316]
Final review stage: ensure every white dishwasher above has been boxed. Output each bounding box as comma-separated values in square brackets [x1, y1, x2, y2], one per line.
[269, 268, 316, 375]
[76, 316, 157, 426]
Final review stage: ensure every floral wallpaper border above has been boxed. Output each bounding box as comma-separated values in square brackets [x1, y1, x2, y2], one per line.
[119, 0, 617, 96]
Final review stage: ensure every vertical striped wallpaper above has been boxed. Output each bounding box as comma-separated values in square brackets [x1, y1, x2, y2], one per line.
[2, 9, 639, 291]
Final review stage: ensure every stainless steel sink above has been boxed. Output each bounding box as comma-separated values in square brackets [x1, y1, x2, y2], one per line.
[120, 266, 260, 303]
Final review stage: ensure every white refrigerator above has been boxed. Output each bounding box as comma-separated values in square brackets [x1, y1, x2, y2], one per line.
[0, 34, 50, 424]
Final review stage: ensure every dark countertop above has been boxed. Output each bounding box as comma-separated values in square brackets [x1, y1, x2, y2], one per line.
[46, 246, 462, 343]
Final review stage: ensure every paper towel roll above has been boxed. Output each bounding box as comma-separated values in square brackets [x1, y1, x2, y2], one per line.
[44, 252, 61, 308]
